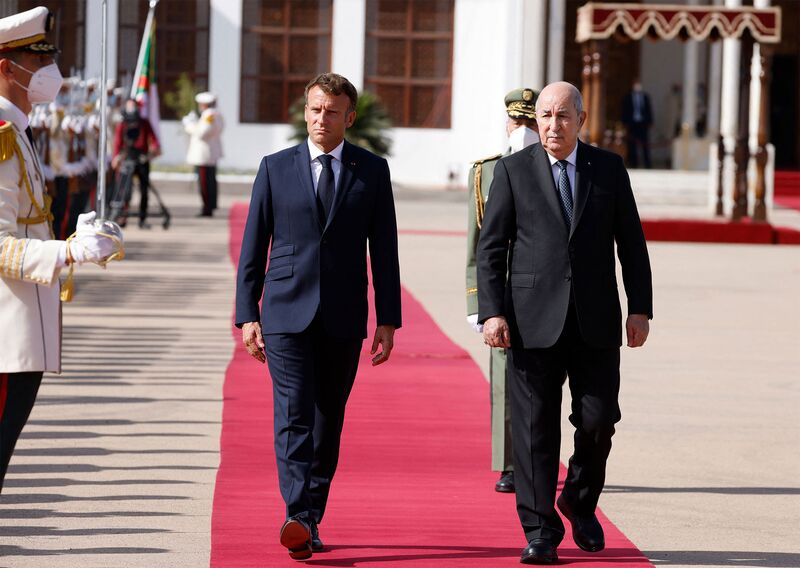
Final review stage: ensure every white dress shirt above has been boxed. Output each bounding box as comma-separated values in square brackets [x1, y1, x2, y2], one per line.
[308, 138, 344, 194]
[546, 145, 578, 200]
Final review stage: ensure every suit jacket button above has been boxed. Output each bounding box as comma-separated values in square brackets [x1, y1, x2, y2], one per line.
[565, 275, 572, 281]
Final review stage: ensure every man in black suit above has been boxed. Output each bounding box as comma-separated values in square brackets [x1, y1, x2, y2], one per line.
[235, 73, 402, 561]
[477, 81, 652, 564]
[621, 79, 653, 168]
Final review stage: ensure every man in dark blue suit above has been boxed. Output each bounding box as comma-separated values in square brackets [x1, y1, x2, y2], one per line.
[235, 73, 402, 561]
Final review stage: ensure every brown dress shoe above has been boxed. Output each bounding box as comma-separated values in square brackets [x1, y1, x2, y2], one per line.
[280, 517, 312, 560]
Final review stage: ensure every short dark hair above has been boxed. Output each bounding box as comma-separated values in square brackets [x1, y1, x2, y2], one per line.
[304, 73, 358, 112]
[0, 50, 24, 63]
[509, 116, 537, 128]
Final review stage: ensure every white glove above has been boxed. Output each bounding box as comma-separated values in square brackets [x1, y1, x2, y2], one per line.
[182, 111, 198, 127]
[467, 314, 484, 334]
[75, 211, 97, 233]
[57, 212, 119, 266]
[68, 232, 116, 264]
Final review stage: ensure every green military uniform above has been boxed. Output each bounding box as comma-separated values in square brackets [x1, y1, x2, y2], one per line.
[466, 153, 511, 473]
[465, 88, 538, 475]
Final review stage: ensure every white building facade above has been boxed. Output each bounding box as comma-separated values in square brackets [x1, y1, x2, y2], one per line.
[58, 0, 792, 188]
[75, 0, 559, 187]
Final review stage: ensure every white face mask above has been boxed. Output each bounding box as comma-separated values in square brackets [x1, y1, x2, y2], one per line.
[509, 125, 539, 153]
[12, 61, 64, 105]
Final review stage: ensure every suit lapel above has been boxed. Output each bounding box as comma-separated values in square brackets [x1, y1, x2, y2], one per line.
[293, 142, 323, 230]
[531, 144, 568, 235]
[324, 140, 357, 232]
[570, 141, 592, 238]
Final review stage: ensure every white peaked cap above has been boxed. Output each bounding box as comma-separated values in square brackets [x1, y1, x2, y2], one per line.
[195, 92, 216, 105]
[0, 6, 58, 54]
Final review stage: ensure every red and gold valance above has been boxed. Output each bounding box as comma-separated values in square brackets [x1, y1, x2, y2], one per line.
[576, 2, 781, 44]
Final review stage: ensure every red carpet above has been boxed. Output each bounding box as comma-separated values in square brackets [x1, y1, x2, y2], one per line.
[211, 204, 653, 567]
[398, 220, 800, 245]
[640, 219, 800, 245]
[775, 170, 800, 214]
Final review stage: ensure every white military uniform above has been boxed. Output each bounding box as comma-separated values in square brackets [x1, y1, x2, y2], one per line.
[0, 96, 63, 373]
[184, 107, 224, 166]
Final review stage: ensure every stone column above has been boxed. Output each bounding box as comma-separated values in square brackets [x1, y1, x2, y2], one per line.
[547, 0, 566, 83]
[681, 1, 699, 137]
[751, 0, 772, 221]
[332, 0, 367, 90]
[86, 0, 119, 80]
[719, 0, 742, 217]
[522, 0, 547, 89]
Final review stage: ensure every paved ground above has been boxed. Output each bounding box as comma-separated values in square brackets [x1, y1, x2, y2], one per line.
[1, 176, 798, 567]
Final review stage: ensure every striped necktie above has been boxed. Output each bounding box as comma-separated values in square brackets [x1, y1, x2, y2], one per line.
[556, 160, 574, 226]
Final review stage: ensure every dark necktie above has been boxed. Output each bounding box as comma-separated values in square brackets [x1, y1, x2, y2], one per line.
[317, 154, 335, 223]
[556, 160, 574, 227]
[25, 126, 35, 149]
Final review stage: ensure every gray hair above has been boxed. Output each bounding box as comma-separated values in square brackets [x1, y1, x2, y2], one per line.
[571, 85, 584, 114]
[535, 81, 584, 114]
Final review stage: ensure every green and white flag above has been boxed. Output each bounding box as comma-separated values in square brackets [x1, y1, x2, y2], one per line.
[130, 0, 160, 138]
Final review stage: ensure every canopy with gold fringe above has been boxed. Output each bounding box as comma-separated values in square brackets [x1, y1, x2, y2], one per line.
[576, 2, 782, 44]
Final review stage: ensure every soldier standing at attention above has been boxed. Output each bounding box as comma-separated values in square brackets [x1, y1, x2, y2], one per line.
[183, 91, 224, 217]
[465, 88, 539, 493]
[0, 6, 122, 492]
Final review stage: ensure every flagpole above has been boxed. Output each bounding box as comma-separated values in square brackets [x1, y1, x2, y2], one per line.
[97, 0, 109, 220]
[131, 0, 159, 100]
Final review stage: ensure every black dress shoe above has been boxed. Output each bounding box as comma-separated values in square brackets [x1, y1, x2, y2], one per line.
[495, 470, 515, 493]
[279, 517, 312, 560]
[309, 520, 324, 552]
[556, 495, 605, 552]
[520, 539, 558, 564]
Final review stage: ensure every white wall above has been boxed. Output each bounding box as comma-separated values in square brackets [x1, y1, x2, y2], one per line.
[332, 0, 367, 89]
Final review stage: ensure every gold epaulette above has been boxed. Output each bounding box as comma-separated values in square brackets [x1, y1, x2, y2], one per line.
[471, 154, 501, 229]
[471, 153, 502, 167]
[0, 120, 15, 161]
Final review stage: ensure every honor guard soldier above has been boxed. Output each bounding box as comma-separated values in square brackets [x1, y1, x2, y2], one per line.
[183, 91, 224, 217]
[0, 6, 123, 492]
[465, 87, 539, 493]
